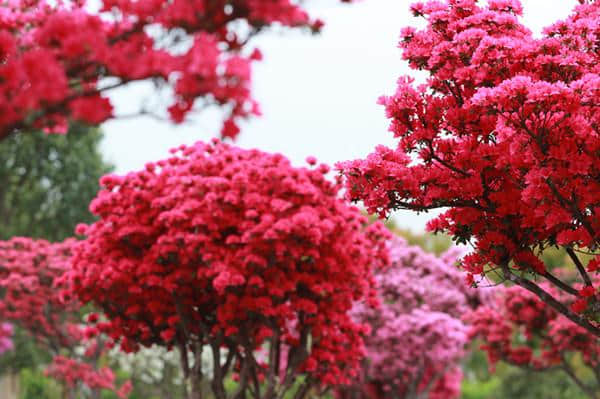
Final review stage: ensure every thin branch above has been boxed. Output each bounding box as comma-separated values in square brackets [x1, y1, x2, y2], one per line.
[221, 345, 236, 377]
[546, 178, 596, 241]
[567, 247, 594, 287]
[561, 356, 597, 399]
[264, 327, 281, 399]
[277, 326, 310, 399]
[293, 377, 314, 399]
[443, 80, 464, 106]
[541, 270, 579, 296]
[245, 346, 262, 399]
[426, 141, 472, 177]
[501, 263, 600, 338]
[391, 198, 490, 212]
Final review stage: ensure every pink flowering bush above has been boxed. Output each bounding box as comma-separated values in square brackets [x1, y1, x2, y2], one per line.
[339, 0, 600, 337]
[341, 238, 484, 399]
[66, 140, 390, 399]
[0, 0, 353, 140]
[0, 237, 131, 398]
[0, 323, 13, 355]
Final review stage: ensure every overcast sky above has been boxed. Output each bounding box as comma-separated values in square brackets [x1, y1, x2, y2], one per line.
[100, 0, 577, 232]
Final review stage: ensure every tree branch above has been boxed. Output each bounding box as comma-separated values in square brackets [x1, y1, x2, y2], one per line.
[546, 178, 596, 241]
[561, 355, 597, 399]
[232, 352, 251, 399]
[210, 339, 227, 399]
[264, 327, 281, 399]
[293, 377, 314, 399]
[501, 263, 600, 338]
[567, 247, 594, 287]
[541, 270, 579, 297]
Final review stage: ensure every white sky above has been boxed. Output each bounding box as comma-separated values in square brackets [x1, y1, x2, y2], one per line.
[100, 0, 577, 232]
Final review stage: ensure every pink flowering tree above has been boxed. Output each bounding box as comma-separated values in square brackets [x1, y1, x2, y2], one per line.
[0, 237, 131, 398]
[341, 239, 484, 399]
[339, 0, 600, 337]
[66, 140, 390, 399]
[468, 276, 600, 398]
[0, 0, 352, 140]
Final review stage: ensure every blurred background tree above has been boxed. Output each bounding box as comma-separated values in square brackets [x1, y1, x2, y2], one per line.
[0, 124, 113, 397]
[0, 123, 113, 241]
[394, 228, 453, 256]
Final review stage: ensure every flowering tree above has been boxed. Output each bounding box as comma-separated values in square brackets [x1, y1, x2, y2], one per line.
[468, 277, 600, 398]
[0, 237, 131, 398]
[0, 123, 113, 242]
[67, 140, 390, 399]
[0, 0, 351, 140]
[341, 239, 483, 399]
[339, 0, 600, 336]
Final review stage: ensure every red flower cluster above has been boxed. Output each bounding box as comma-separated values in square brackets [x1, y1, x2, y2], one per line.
[0, 0, 351, 140]
[0, 237, 130, 397]
[339, 0, 600, 334]
[0, 237, 78, 348]
[67, 140, 390, 395]
[467, 281, 600, 373]
[46, 356, 132, 399]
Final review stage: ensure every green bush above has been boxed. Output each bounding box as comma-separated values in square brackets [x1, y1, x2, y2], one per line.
[19, 368, 61, 399]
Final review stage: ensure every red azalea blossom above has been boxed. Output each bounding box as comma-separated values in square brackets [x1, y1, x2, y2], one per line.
[579, 286, 596, 298]
[339, 0, 600, 336]
[572, 298, 588, 314]
[0, 0, 355, 141]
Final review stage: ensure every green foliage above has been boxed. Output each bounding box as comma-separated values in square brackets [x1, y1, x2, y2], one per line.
[19, 368, 62, 399]
[0, 123, 112, 241]
[461, 376, 501, 399]
[394, 228, 453, 255]
[539, 246, 567, 270]
[461, 344, 593, 398]
[492, 367, 587, 399]
[0, 327, 52, 374]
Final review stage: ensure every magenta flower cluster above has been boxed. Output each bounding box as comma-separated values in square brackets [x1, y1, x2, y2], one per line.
[349, 239, 484, 399]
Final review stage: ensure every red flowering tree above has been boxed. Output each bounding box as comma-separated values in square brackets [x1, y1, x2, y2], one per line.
[468, 277, 600, 398]
[340, 239, 484, 399]
[339, 0, 600, 336]
[0, 237, 131, 398]
[0, 0, 351, 140]
[66, 140, 390, 399]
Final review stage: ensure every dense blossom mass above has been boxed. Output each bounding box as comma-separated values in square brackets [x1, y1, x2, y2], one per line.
[0, 238, 78, 347]
[0, 237, 131, 397]
[67, 140, 390, 398]
[339, 0, 600, 335]
[468, 275, 600, 397]
[345, 239, 482, 399]
[0, 0, 351, 140]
